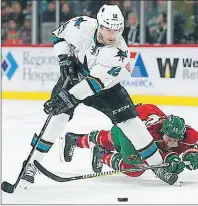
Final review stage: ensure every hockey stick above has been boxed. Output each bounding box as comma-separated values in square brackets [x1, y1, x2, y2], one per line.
[1, 111, 54, 194]
[1, 75, 73, 194]
[34, 160, 169, 183]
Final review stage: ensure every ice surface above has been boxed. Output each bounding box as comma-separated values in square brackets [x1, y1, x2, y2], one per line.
[2, 100, 198, 204]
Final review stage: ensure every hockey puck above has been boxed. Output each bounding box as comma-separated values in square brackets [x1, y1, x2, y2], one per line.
[118, 197, 128, 202]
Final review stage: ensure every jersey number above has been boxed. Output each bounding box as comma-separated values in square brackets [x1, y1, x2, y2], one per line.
[113, 14, 118, 18]
[144, 114, 161, 127]
[107, 67, 121, 77]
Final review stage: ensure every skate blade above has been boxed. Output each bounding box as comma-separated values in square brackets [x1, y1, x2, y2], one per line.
[59, 136, 66, 163]
[18, 179, 32, 190]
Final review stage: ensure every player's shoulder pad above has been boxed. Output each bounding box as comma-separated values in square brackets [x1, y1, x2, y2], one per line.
[184, 126, 198, 144]
[71, 16, 97, 32]
[97, 36, 130, 68]
[52, 16, 97, 38]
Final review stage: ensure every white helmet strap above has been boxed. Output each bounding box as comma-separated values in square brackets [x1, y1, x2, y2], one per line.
[97, 31, 107, 45]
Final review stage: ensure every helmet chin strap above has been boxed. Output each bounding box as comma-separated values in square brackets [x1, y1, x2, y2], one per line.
[98, 31, 107, 46]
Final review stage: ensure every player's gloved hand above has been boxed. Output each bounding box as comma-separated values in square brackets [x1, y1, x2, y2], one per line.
[44, 88, 79, 115]
[182, 148, 198, 170]
[58, 54, 78, 86]
[165, 153, 185, 174]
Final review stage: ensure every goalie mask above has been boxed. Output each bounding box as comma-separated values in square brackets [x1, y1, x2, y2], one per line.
[97, 4, 124, 45]
[161, 115, 186, 140]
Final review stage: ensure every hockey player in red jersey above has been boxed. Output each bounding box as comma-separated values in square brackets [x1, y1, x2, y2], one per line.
[62, 104, 198, 178]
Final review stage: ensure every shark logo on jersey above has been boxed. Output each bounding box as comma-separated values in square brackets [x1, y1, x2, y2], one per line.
[107, 66, 121, 77]
[74, 17, 87, 29]
[114, 48, 128, 62]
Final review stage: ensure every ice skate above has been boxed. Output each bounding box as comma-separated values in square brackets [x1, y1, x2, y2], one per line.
[61, 133, 78, 162]
[91, 145, 106, 173]
[19, 162, 37, 189]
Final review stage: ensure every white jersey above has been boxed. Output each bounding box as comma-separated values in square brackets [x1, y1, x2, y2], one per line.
[52, 16, 130, 100]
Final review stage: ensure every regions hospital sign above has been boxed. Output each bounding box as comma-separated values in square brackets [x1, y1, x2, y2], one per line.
[1, 46, 198, 106]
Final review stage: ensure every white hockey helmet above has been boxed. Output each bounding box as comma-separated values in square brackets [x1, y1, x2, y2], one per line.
[97, 4, 124, 31]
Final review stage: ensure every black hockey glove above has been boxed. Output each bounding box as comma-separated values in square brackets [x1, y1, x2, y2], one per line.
[59, 54, 79, 86]
[44, 88, 79, 115]
[49, 55, 79, 99]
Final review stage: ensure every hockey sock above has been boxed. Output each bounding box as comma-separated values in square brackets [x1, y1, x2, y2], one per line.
[30, 113, 70, 164]
[31, 133, 53, 153]
[78, 130, 114, 150]
[77, 134, 89, 148]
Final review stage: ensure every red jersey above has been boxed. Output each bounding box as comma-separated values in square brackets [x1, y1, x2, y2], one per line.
[136, 104, 198, 158]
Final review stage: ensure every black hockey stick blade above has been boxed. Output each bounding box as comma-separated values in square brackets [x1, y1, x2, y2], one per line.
[34, 160, 169, 183]
[1, 181, 15, 194]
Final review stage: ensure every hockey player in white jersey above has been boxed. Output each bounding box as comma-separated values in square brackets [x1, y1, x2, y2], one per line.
[20, 4, 178, 188]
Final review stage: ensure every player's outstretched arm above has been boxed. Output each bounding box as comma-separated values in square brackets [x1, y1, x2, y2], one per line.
[180, 126, 198, 170]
